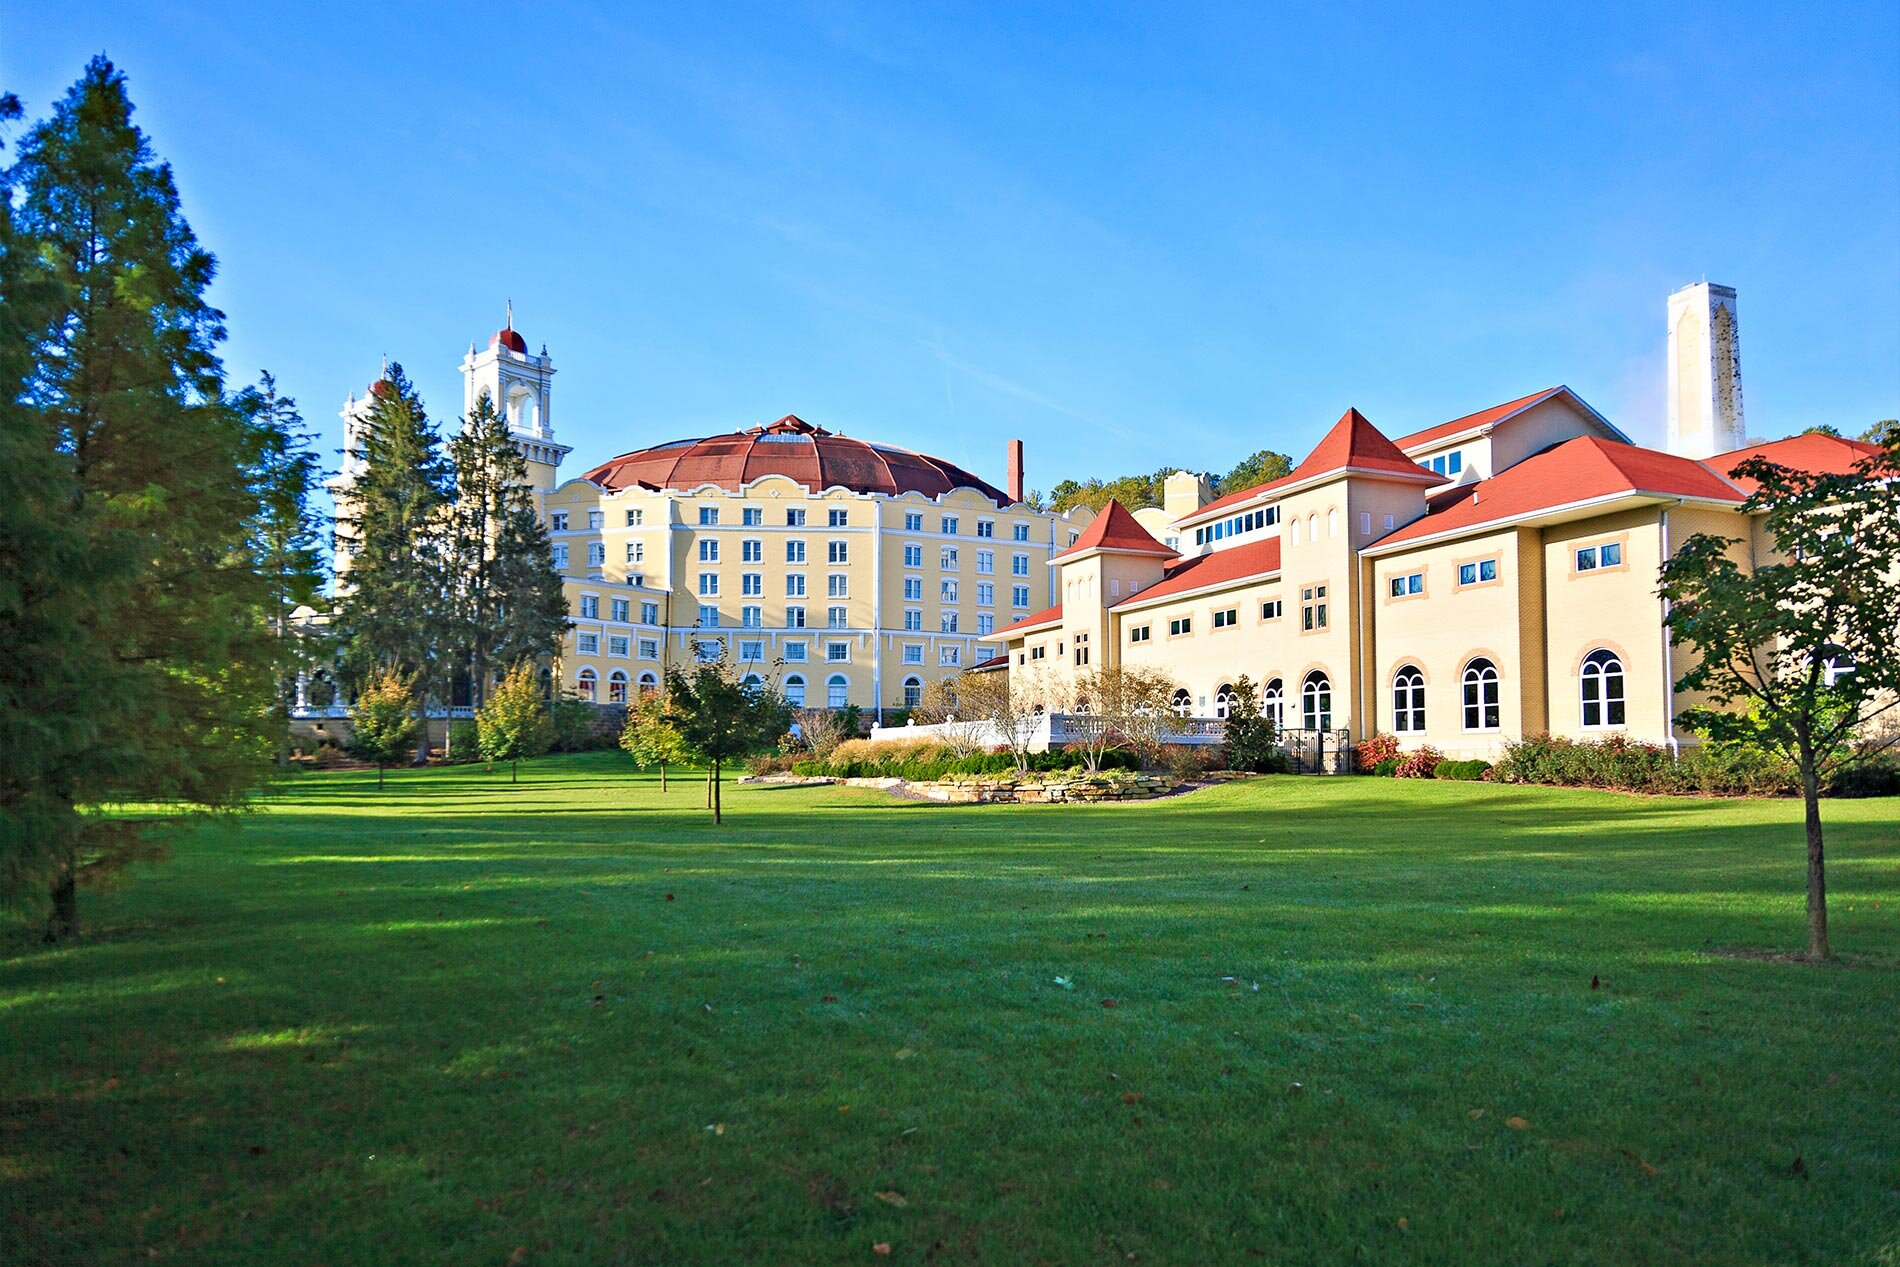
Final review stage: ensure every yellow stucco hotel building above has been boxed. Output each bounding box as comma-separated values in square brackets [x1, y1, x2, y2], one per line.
[329, 284, 1878, 752]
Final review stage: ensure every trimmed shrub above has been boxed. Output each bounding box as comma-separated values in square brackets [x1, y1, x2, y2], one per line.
[447, 719, 480, 763]
[1355, 733, 1401, 773]
[1432, 758, 1492, 781]
[1487, 732, 1891, 798]
[790, 743, 1141, 783]
[1394, 745, 1444, 779]
[1371, 756, 1400, 777]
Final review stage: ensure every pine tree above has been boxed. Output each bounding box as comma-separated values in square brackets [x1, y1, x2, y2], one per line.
[444, 395, 567, 711]
[236, 372, 329, 756]
[333, 362, 452, 761]
[3, 60, 286, 937]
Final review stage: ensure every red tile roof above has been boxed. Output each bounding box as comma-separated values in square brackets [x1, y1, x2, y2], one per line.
[996, 603, 1063, 638]
[1054, 499, 1175, 559]
[1180, 408, 1437, 526]
[1391, 386, 1565, 450]
[967, 655, 1009, 672]
[1713, 432, 1883, 495]
[1113, 536, 1283, 607]
[1369, 436, 1743, 550]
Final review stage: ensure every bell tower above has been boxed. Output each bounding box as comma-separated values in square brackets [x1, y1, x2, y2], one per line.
[459, 304, 571, 492]
[1666, 282, 1746, 459]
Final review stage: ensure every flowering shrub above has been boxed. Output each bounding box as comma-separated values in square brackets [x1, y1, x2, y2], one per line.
[1355, 733, 1400, 773]
[1394, 745, 1445, 778]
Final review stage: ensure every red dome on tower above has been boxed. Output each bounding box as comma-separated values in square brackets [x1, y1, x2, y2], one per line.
[581, 415, 1013, 506]
[490, 326, 527, 353]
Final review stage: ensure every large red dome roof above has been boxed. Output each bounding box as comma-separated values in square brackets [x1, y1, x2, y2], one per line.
[581, 415, 1013, 505]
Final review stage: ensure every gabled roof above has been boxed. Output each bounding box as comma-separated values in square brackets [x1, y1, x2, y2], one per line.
[1178, 408, 1438, 528]
[1392, 385, 1631, 452]
[1053, 499, 1175, 560]
[996, 603, 1063, 638]
[1367, 436, 1743, 552]
[1112, 537, 1283, 609]
[1713, 432, 1883, 495]
[967, 655, 1009, 673]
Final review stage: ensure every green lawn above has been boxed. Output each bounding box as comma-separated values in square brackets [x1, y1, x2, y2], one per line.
[4, 754, 1897, 1265]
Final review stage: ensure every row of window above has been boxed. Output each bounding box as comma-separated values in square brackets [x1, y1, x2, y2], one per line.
[1424, 450, 1464, 477]
[573, 667, 894, 710]
[1193, 505, 1278, 547]
[555, 507, 1045, 537]
[1172, 673, 1331, 730]
[576, 596, 662, 624]
[1390, 650, 1625, 732]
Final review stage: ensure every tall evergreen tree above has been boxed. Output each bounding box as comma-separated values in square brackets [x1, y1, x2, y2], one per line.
[333, 362, 452, 759]
[444, 395, 567, 709]
[4, 59, 282, 937]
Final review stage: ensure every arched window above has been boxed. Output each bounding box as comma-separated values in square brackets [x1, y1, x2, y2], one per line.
[507, 385, 539, 433]
[1261, 677, 1285, 730]
[637, 671, 658, 697]
[1073, 696, 1092, 715]
[1326, 508, 1338, 538]
[1392, 665, 1425, 732]
[1580, 650, 1625, 728]
[784, 675, 806, 707]
[1307, 513, 1317, 542]
[576, 668, 597, 703]
[827, 674, 849, 708]
[607, 670, 628, 704]
[1291, 518, 1302, 546]
[1462, 657, 1500, 730]
[902, 676, 923, 708]
[741, 672, 764, 694]
[1301, 671, 1332, 730]
[1170, 688, 1193, 718]
[1214, 683, 1237, 719]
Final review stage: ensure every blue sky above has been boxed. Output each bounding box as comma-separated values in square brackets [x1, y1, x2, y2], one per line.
[7, 2, 1897, 494]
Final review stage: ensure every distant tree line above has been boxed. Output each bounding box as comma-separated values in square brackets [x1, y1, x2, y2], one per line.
[1046, 448, 1293, 514]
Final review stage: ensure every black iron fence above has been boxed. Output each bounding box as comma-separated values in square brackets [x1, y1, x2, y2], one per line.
[1279, 728, 1355, 775]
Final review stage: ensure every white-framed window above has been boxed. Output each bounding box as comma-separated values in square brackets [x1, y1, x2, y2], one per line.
[977, 613, 994, 636]
[611, 598, 629, 622]
[941, 579, 958, 602]
[742, 573, 762, 596]
[941, 546, 959, 569]
[786, 574, 806, 597]
[607, 669, 628, 704]
[626, 541, 644, 564]
[828, 606, 848, 629]
[743, 506, 762, 526]
[1170, 689, 1193, 718]
[637, 638, 659, 660]
[698, 573, 719, 595]
[1301, 671, 1332, 730]
[902, 643, 924, 664]
[576, 668, 597, 701]
[742, 539, 762, 563]
[1214, 683, 1238, 720]
[551, 510, 568, 532]
[698, 603, 720, 627]
[977, 582, 994, 606]
[786, 540, 806, 564]
[977, 520, 994, 538]
[1576, 542, 1623, 572]
[625, 509, 643, 527]
[940, 646, 961, 667]
[699, 539, 719, 562]
[1213, 608, 1238, 629]
[826, 641, 850, 663]
[1360, 511, 1372, 535]
[698, 507, 719, 526]
[586, 510, 603, 530]
[904, 609, 922, 631]
[786, 508, 806, 527]
[552, 543, 569, 569]
[1301, 584, 1328, 630]
[903, 577, 923, 600]
[904, 512, 924, 531]
[902, 676, 924, 708]
[580, 595, 600, 618]
[941, 612, 959, 633]
[827, 574, 848, 598]
[1389, 572, 1424, 598]
[785, 605, 806, 628]
[637, 670, 658, 695]
[904, 544, 923, 567]
[1073, 631, 1090, 666]
[694, 638, 721, 662]
[976, 550, 994, 574]
[784, 674, 806, 706]
[1580, 649, 1626, 727]
[1462, 658, 1501, 730]
[577, 632, 599, 654]
[1392, 665, 1425, 732]
[828, 540, 848, 564]
[1013, 523, 1030, 541]
[639, 601, 659, 624]
[1262, 678, 1284, 729]
[1458, 559, 1499, 586]
[1129, 625, 1150, 643]
[829, 508, 848, 527]
[941, 516, 959, 535]
[1169, 616, 1191, 636]
[740, 639, 765, 661]
[1012, 585, 1030, 608]
[1260, 599, 1282, 620]
[826, 674, 849, 707]
[742, 605, 762, 628]
[783, 641, 807, 662]
[608, 635, 630, 658]
[1011, 553, 1030, 576]
[1384, 514, 1395, 531]
[587, 542, 605, 567]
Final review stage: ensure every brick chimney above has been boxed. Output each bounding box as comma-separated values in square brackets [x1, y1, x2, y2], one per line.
[1006, 439, 1025, 504]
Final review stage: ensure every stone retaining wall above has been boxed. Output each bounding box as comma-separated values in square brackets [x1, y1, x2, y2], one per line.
[741, 771, 1184, 803]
